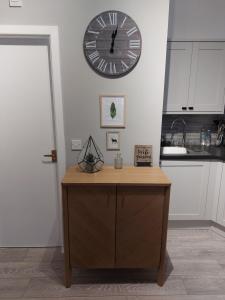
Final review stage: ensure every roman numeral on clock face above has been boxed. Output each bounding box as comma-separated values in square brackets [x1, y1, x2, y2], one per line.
[121, 60, 129, 71]
[109, 62, 117, 74]
[127, 26, 138, 37]
[89, 51, 100, 64]
[96, 16, 106, 28]
[129, 40, 141, 49]
[85, 41, 96, 49]
[109, 12, 117, 26]
[88, 30, 100, 35]
[127, 50, 138, 60]
[120, 16, 127, 28]
[97, 59, 108, 72]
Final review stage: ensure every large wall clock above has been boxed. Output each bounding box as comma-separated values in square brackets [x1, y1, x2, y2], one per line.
[83, 10, 142, 78]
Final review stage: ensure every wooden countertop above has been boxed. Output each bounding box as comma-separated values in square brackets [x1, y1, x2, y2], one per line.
[62, 165, 171, 186]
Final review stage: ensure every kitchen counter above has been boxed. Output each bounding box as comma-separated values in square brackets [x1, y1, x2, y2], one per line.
[160, 145, 225, 161]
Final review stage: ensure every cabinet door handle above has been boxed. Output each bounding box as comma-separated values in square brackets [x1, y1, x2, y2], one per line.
[188, 106, 194, 110]
[182, 107, 187, 110]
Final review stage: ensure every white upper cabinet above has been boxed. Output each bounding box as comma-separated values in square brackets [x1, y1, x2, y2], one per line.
[163, 42, 193, 112]
[189, 42, 225, 112]
[164, 42, 225, 114]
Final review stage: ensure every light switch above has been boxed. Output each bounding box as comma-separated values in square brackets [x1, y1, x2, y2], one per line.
[9, 0, 23, 7]
[71, 139, 82, 151]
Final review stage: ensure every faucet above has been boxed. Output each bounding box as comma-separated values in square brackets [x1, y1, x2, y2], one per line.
[170, 118, 187, 147]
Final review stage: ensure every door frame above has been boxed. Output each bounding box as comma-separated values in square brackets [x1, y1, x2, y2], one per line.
[0, 25, 66, 245]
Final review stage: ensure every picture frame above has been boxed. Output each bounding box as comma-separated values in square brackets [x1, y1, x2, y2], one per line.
[100, 95, 126, 128]
[134, 145, 153, 167]
[106, 131, 120, 150]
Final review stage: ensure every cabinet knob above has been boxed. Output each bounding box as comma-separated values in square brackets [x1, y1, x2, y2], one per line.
[182, 107, 187, 110]
[188, 107, 194, 110]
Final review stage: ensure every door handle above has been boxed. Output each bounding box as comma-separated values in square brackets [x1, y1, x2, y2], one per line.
[43, 150, 57, 162]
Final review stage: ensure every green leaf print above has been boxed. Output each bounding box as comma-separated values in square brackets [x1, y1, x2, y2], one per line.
[110, 102, 116, 119]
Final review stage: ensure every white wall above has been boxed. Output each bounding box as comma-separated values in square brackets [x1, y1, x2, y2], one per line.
[168, 0, 225, 40]
[0, 0, 169, 167]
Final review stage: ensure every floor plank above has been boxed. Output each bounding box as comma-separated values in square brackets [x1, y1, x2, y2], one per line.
[0, 278, 29, 298]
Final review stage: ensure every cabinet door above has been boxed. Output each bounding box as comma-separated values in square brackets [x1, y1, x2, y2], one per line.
[116, 186, 165, 268]
[68, 185, 116, 268]
[216, 164, 225, 226]
[188, 42, 225, 113]
[163, 42, 193, 112]
[161, 161, 210, 220]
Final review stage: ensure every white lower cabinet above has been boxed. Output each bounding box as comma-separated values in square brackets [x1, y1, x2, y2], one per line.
[161, 160, 225, 226]
[216, 163, 225, 226]
[161, 161, 210, 220]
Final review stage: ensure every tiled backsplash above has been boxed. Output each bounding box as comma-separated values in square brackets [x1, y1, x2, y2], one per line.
[162, 114, 222, 133]
[161, 114, 225, 146]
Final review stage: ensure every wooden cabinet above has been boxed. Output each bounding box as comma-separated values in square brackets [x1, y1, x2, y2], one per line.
[68, 186, 116, 268]
[161, 161, 210, 220]
[62, 166, 171, 287]
[164, 42, 225, 114]
[116, 186, 165, 268]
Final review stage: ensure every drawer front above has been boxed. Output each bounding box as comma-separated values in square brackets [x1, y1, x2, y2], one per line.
[116, 186, 165, 268]
[68, 185, 116, 268]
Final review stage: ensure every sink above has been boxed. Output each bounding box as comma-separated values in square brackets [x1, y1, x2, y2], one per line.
[187, 147, 211, 155]
[162, 146, 187, 155]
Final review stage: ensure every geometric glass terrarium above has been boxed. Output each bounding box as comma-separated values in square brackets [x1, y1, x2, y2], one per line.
[77, 136, 104, 173]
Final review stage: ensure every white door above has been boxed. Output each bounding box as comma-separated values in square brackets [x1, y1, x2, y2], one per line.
[163, 42, 193, 113]
[188, 42, 225, 113]
[161, 161, 210, 220]
[0, 39, 60, 246]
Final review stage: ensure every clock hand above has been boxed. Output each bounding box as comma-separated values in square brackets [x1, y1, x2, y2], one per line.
[114, 26, 118, 38]
[110, 26, 118, 54]
[110, 30, 116, 53]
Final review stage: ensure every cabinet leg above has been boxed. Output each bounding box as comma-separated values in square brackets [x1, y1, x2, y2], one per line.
[157, 264, 165, 286]
[64, 265, 72, 288]
[157, 187, 170, 286]
[62, 187, 72, 288]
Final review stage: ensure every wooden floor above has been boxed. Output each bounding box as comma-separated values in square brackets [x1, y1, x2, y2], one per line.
[1, 228, 225, 299]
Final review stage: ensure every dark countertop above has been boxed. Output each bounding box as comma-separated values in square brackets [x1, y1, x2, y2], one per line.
[160, 145, 225, 161]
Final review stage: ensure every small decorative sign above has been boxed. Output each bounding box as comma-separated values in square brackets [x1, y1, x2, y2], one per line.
[134, 145, 152, 167]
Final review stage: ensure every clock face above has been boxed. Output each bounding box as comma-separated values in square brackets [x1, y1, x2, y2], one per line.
[83, 10, 142, 78]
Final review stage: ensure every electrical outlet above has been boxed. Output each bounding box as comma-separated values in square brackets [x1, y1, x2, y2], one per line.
[71, 139, 82, 151]
[9, 0, 23, 7]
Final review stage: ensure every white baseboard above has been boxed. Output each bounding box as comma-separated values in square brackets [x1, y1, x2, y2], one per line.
[210, 222, 225, 238]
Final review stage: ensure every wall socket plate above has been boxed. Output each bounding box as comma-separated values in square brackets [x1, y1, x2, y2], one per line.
[9, 0, 23, 7]
[71, 139, 82, 151]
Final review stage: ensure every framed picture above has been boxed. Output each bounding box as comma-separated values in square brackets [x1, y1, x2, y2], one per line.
[100, 95, 126, 128]
[134, 145, 153, 167]
[106, 131, 120, 150]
